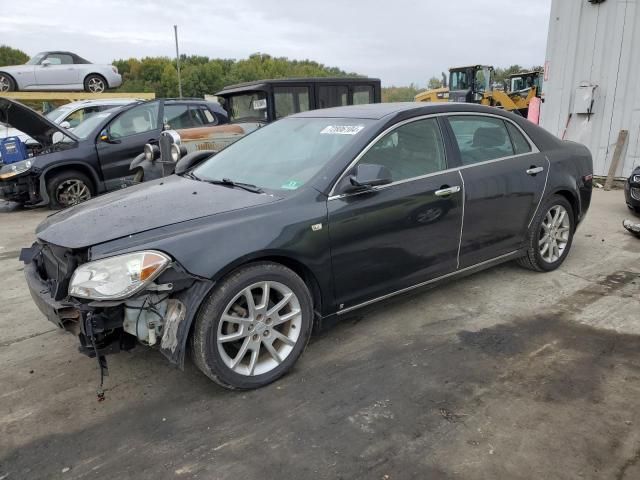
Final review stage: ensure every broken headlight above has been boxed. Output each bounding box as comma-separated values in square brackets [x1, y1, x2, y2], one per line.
[69, 251, 171, 300]
[0, 160, 32, 180]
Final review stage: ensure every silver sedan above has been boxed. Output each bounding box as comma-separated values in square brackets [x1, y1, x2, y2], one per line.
[0, 51, 122, 93]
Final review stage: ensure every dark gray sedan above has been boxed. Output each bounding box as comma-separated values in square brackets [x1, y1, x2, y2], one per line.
[21, 102, 593, 391]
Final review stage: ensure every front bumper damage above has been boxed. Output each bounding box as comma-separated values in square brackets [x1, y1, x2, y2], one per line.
[0, 172, 40, 204]
[21, 243, 214, 394]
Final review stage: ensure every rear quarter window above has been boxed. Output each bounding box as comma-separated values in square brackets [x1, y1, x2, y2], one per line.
[506, 122, 532, 155]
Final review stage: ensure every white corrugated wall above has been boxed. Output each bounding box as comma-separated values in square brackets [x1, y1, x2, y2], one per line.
[540, 0, 640, 178]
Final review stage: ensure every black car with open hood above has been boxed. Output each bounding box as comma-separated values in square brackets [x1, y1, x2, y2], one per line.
[0, 97, 227, 208]
[21, 102, 593, 393]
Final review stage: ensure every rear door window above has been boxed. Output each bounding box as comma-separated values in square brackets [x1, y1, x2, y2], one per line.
[274, 86, 311, 119]
[164, 104, 193, 129]
[318, 85, 348, 109]
[191, 106, 218, 126]
[447, 116, 515, 165]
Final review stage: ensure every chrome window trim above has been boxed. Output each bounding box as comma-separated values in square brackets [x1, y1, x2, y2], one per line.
[328, 112, 540, 200]
[336, 249, 520, 315]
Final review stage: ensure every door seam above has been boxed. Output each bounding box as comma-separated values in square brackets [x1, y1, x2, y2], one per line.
[456, 170, 465, 269]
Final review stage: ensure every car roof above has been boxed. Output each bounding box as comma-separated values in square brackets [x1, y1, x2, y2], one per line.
[56, 99, 140, 108]
[216, 77, 381, 95]
[291, 102, 513, 120]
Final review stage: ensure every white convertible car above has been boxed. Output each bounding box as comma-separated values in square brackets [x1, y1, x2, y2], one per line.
[0, 51, 122, 93]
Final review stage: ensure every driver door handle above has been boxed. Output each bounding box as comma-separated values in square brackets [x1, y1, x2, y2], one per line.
[526, 166, 544, 175]
[435, 186, 461, 197]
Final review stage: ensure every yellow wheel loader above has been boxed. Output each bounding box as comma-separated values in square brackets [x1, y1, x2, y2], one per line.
[417, 66, 542, 116]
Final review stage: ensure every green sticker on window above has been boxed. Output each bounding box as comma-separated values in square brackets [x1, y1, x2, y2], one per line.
[281, 180, 301, 190]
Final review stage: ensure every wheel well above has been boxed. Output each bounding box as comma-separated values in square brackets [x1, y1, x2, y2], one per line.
[227, 256, 323, 320]
[84, 73, 108, 87]
[554, 189, 579, 219]
[0, 71, 17, 87]
[43, 165, 97, 192]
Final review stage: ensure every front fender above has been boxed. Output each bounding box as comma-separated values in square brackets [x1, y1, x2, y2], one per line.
[36, 161, 103, 207]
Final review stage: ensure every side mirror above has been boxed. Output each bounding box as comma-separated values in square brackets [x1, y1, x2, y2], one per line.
[60, 121, 71, 129]
[346, 164, 393, 193]
[41, 59, 51, 67]
[175, 150, 217, 176]
[52, 132, 64, 144]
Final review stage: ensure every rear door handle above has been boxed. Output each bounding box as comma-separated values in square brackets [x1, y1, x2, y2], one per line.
[435, 186, 461, 197]
[526, 166, 544, 175]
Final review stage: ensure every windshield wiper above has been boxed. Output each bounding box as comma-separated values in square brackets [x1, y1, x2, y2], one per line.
[183, 171, 200, 180]
[206, 178, 264, 194]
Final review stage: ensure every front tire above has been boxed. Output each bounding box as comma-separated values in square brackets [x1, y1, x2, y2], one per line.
[0, 73, 16, 92]
[84, 74, 106, 93]
[191, 262, 313, 389]
[46, 170, 94, 209]
[517, 195, 575, 272]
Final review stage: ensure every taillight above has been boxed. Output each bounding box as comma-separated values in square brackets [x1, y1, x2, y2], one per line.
[112, 66, 118, 74]
[583, 174, 593, 182]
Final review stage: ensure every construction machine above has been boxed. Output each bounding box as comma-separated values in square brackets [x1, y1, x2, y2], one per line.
[416, 65, 543, 116]
[414, 72, 449, 103]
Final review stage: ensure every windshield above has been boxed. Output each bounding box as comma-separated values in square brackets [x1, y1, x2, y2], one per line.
[226, 91, 268, 122]
[450, 70, 469, 90]
[45, 105, 72, 122]
[27, 53, 46, 65]
[64, 111, 112, 140]
[193, 117, 374, 192]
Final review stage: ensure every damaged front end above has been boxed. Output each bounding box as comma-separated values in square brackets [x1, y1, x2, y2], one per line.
[21, 242, 212, 395]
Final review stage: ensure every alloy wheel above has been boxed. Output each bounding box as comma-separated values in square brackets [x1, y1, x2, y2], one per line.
[87, 77, 105, 93]
[539, 205, 571, 263]
[56, 179, 91, 207]
[217, 281, 302, 376]
[0, 75, 11, 92]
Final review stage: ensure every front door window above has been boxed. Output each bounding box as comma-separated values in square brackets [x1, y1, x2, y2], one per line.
[358, 118, 447, 182]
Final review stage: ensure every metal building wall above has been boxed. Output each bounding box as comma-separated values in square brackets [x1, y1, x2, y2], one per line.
[541, 0, 640, 177]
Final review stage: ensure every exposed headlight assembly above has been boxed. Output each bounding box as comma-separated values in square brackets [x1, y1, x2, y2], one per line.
[0, 160, 32, 180]
[69, 251, 171, 300]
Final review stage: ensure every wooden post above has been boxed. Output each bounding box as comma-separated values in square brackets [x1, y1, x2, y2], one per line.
[604, 129, 628, 191]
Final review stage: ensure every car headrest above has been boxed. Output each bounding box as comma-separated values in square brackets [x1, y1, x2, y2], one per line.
[473, 127, 506, 148]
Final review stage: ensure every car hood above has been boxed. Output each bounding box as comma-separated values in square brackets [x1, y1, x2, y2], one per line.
[0, 98, 78, 146]
[36, 175, 281, 249]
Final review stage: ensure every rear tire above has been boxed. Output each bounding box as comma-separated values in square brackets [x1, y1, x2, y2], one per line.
[46, 170, 94, 209]
[0, 73, 16, 92]
[84, 74, 107, 93]
[517, 195, 575, 272]
[191, 262, 313, 390]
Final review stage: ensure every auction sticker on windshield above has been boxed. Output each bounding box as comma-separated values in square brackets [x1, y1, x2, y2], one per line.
[320, 125, 365, 135]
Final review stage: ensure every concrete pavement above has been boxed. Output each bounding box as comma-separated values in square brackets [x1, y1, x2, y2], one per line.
[0, 190, 639, 480]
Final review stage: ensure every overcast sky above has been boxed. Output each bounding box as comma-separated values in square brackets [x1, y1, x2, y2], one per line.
[1, 0, 552, 87]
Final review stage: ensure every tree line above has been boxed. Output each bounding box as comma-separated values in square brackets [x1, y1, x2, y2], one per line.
[1, 45, 542, 102]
